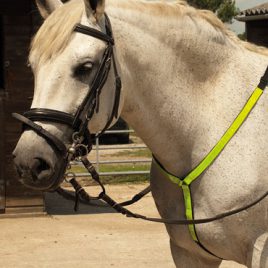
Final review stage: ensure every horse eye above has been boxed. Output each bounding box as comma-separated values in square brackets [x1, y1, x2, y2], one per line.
[74, 62, 93, 77]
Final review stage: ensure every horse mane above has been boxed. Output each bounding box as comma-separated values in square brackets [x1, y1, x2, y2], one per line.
[30, 0, 268, 65]
[186, 4, 268, 57]
[118, 0, 268, 57]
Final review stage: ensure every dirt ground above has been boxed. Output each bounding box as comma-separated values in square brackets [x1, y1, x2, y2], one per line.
[0, 184, 246, 268]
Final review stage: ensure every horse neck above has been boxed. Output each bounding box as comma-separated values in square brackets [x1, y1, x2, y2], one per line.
[107, 2, 268, 175]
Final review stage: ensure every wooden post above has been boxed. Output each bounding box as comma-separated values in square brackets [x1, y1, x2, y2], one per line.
[0, 0, 44, 214]
[0, 96, 5, 213]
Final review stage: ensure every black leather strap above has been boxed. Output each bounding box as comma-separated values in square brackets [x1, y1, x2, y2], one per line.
[71, 47, 112, 135]
[73, 14, 121, 136]
[258, 66, 268, 90]
[25, 108, 75, 127]
[96, 54, 122, 136]
[75, 24, 114, 45]
[66, 157, 268, 226]
[12, 113, 67, 156]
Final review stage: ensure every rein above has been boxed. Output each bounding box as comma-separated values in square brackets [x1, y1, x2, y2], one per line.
[58, 152, 268, 226]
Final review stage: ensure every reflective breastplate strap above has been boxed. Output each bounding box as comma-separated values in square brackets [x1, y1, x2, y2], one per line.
[154, 86, 265, 257]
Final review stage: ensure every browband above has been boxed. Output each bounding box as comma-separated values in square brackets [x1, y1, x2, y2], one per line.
[75, 24, 114, 45]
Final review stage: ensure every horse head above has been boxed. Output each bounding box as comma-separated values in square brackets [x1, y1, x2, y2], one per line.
[13, 0, 122, 191]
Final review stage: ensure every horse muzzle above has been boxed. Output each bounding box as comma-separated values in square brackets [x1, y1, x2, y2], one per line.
[13, 152, 67, 191]
[12, 120, 69, 192]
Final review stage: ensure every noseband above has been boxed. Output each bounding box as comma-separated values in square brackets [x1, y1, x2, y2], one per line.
[13, 14, 121, 161]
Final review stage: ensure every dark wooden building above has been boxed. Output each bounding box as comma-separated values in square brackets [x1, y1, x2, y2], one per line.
[0, 0, 44, 214]
[236, 3, 268, 47]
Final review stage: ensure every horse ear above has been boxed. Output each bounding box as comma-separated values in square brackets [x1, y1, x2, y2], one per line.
[35, 0, 63, 19]
[84, 0, 106, 21]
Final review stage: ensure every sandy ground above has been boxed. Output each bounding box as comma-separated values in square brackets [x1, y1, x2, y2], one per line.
[0, 184, 246, 268]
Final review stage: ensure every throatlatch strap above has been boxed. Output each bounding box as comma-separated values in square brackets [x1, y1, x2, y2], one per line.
[154, 82, 265, 244]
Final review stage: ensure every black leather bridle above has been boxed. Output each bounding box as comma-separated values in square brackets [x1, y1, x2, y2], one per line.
[13, 14, 121, 172]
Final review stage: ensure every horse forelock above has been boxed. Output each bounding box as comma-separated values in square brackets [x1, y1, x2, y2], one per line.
[30, 0, 84, 65]
[30, 0, 268, 66]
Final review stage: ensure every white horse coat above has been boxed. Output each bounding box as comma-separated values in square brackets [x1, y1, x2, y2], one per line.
[13, 0, 268, 267]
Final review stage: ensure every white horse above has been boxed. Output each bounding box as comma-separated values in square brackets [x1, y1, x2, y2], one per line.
[13, 0, 268, 267]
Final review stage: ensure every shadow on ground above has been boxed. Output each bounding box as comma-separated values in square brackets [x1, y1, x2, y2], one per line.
[45, 191, 116, 216]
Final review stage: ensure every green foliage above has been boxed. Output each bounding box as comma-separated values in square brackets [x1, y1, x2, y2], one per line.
[187, 0, 239, 23]
[69, 164, 150, 185]
[113, 148, 152, 158]
[70, 163, 151, 174]
[99, 175, 149, 185]
[238, 32, 246, 41]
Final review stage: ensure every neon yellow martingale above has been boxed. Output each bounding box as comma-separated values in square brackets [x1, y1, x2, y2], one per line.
[154, 85, 265, 244]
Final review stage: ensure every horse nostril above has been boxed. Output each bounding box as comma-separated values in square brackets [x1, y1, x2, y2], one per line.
[30, 158, 52, 181]
[15, 166, 23, 177]
[36, 158, 50, 173]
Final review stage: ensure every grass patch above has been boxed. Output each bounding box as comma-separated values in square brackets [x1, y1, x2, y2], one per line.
[69, 163, 150, 185]
[113, 149, 152, 158]
[70, 163, 150, 173]
[101, 174, 149, 184]
[64, 174, 149, 186]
